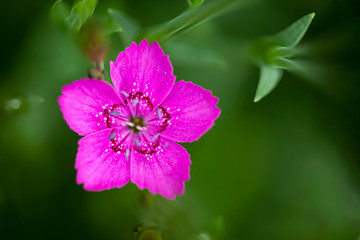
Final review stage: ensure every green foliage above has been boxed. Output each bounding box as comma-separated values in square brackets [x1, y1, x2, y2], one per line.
[254, 65, 283, 102]
[197, 233, 211, 240]
[108, 8, 140, 45]
[253, 13, 315, 102]
[188, 0, 204, 8]
[135, 227, 163, 240]
[3, 1, 360, 240]
[103, 15, 123, 35]
[67, 0, 98, 31]
[50, 0, 71, 32]
[203, 216, 225, 240]
[273, 13, 315, 47]
[4, 95, 45, 113]
[50, 0, 98, 32]
[144, 0, 250, 43]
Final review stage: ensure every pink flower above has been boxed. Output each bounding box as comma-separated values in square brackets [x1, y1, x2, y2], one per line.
[58, 39, 220, 199]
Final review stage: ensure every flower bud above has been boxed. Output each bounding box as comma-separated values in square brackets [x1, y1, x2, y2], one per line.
[87, 67, 104, 79]
[80, 21, 109, 64]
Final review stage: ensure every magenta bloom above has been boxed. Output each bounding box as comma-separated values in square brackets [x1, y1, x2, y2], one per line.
[58, 39, 220, 199]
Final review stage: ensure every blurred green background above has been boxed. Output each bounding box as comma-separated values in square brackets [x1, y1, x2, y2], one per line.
[1, 0, 360, 239]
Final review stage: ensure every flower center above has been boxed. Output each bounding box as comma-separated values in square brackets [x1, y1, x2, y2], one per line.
[101, 91, 173, 158]
[128, 116, 145, 133]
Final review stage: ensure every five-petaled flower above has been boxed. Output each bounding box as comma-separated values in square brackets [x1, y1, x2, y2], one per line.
[58, 39, 220, 199]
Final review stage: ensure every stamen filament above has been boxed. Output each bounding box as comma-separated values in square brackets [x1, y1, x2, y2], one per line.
[134, 139, 141, 147]
[157, 107, 163, 120]
[151, 133, 161, 141]
[125, 149, 130, 161]
[136, 126, 147, 131]
[132, 99, 139, 107]
[109, 111, 121, 116]
[108, 132, 116, 140]
[120, 91, 129, 97]
[124, 122, 135, 127]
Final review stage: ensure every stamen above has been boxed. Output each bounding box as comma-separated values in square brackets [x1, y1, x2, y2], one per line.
[124, 122, 134, 127]
[136, 126, 147, 131]
[132, 99, 139, 107]
[109, 111, 121, 116]
[151, 133, 160, 141]
[108, 132, 116, 140]
[120, 91, 129, 97]
[156, 107, 163, 120]
[134, 139, 141, 147]
[163, 142, 169, 149]
[125, 149, 130, 161]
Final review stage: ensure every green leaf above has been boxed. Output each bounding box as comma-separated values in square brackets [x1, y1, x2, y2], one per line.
[104, 17, 123, 35]
[144, 0, 252, 43]
[108, 8, 140, 45]
[254, 65, 283, 102]
[273, 57, 298, 69]
[66, 0, 98, 31]
[251, 13, 315, 102]
[188, 0, 204, 8]
[50, 0, 71, 31]
[271, 46, 293, 57]
[272, 12, 315, 47]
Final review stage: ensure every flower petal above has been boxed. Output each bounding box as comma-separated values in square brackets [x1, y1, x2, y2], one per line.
[76, 128, 131, 191]
[110, 39, 175, 109]
[157, 80, 220, 142]
[130, 138, 191, 200]
[58, 79, 123, 136]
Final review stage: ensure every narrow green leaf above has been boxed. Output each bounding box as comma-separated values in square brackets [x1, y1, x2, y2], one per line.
[50, 0, 71, 31]
[271, 46, 293, 57]
[104, 18, 123, 35]
[108, 8, 140, 45]
[251, 13, 314, 102]
[66, 0, 98, 31]
[254, 65, 283, 102]
[273, 57, 298, 69]
[273, 12, 315, 47]
[188, 0, 204, 8]
[144, 0, 252, 43]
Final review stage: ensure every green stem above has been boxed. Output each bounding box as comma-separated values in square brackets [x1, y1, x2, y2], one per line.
[142, 0, 256, 43]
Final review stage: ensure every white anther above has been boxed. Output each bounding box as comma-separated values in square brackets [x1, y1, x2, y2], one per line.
[134, 139, 141, 147]
[156, 107, 163, 120]
[109, 111, 121, 116]
[125, 149, 130, 161]
[124, 122, 134, 127]
[151, 133, 161, 141]
[132, 99, 139, 107]
[108, 132, 116, 140]
[136, 126, 146, 131]
[120, 91, 129, 97]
